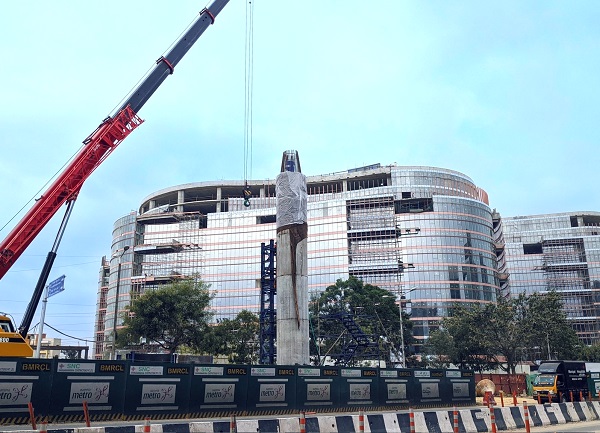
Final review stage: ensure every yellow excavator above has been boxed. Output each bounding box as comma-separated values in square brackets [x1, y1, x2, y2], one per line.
[0, 313, 33, 357]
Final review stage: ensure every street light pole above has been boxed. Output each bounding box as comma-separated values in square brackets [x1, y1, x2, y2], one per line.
[111, 246, 129, 360]
[384, 287, 417, 368]
[398, 299, 405, 368]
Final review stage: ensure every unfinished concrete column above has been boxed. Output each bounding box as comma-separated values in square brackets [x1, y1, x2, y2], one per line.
[276, 150, 309, 365]
[177, 190, 184, 212]
[216, 187, 222, 212]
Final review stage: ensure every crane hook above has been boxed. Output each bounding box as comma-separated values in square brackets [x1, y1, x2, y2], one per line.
[243, 185, 252, 207]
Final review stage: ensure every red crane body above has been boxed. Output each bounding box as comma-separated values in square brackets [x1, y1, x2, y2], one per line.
[0, 0, 231, 348]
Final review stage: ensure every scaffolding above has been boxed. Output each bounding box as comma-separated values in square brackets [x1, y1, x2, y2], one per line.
[131, 211, 204, 298]
[259, 240, 277, 365]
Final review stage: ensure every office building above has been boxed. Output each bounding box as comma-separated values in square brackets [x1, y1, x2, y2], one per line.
[94, 164, 501, 358]
[502, 212, 600, 345]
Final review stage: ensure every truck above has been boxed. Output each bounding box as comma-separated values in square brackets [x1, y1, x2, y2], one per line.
[532, 360, 588, 402]
[0, 0, 231, 357]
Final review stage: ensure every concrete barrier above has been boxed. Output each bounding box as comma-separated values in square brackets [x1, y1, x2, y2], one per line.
[5, 401, 600, 433]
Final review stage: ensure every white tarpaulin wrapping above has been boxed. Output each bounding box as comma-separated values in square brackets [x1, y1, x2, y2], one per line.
[276, 171, 307, 228]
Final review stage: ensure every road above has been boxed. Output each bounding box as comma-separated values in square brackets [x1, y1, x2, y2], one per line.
[532, 419, 600, 432]
[1, 410, 600, 432]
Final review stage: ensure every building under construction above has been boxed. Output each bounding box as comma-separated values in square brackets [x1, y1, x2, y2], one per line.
[502, 212, 600, 345]
[94, 164, 503, 358]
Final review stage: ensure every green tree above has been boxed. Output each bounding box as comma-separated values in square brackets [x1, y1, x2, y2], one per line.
[438, 304, 499, 373]
[309, 276, 414, 367]
[210, 310, 260, 364]
[579, 344, 600, 362]
[522, 291, 580, 361]
[424, 291, 581, 373]
[422, 328, 456, 369]
[482, 295, 528, 374]
[118, 279, 214, 355]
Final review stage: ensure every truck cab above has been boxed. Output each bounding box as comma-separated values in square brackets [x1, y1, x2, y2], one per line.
[532, 361, 587, 402]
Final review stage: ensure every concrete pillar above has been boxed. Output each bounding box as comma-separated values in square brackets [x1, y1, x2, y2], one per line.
[216, 187, 222, 212]
[276, 150, 309, 365]
[177, 190, 184, 212]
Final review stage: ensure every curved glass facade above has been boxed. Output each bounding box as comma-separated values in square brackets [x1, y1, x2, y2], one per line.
[96, 165, 500, 357]
[502, 212, 600, 345]
[98, 212, 136, 357]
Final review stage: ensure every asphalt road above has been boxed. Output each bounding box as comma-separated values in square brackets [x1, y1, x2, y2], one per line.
[531, 419, 600, 432]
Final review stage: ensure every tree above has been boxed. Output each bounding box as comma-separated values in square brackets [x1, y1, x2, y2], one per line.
[424, 290, 581, 373]
[522, 291, 580, 361]
[309, 276, 415, 367]
[422, 328, 456, 369]
[210, 310, 260, 364]
[118, 278, 214, 354]
[482, 295, 528, 374]
[430, 304, 499, 373]
[579, 344, 600, 362]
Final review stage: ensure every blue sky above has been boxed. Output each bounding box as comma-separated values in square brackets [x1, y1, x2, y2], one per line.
[1, 1, 599, 350]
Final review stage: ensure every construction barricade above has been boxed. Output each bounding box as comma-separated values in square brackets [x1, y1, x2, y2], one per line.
[443, 370, 475, 406]
[246, 365, 296, 414]
[377, 368, 412, 408]
[48, 359, 127, 422]
[189, 364, 248, 417]
[410, 369, 445, 407]
[0, 358, 54, 424]
[338, 367, 378, 410]
[123, 362, 191, 419]
[296, 366, 341, 412]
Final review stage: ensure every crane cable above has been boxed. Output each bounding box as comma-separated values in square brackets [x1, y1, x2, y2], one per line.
[242, 0, 255, 207]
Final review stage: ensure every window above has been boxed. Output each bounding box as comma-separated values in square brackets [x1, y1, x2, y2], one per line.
[523, 243, 543, 254]
[257, 215, 276, 224]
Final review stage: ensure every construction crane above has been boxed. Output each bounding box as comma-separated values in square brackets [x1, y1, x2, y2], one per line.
[0, 0, 231, 357]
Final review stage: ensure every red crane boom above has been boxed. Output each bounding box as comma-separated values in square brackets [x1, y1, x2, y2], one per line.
[0, 1, 230, 281]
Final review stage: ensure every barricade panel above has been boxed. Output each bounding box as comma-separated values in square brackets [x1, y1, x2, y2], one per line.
[377, 368, 411, 408]
[0, 358, 54, 425]
[339, 367, 378, 409]
[296, 366, 340, 411]
[188, 364, 248, 416]
[246, 366, 296, 414]
[588, 372, 600, 398]
[443, 370, 475, 406]
[123, 362, 191, 418]
[47, 359, 127, 422]
[410, 369, 444, 407]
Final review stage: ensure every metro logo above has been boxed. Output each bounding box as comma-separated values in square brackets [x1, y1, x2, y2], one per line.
[259, 384, 286, 402]
[306, 384, 330, 401]
[0, 383, 31, 405]
[141, 384, 176, 404]
[204, 384, 235, 403]
[69, 383, 110, 404]
[349, 384, 371, 400]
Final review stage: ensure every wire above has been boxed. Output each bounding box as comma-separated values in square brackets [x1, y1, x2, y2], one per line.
[43, 322, 94, 343]
[243, 0, 255, 183]
[6, 260, 99, 273]
[0, 151, 79, 234]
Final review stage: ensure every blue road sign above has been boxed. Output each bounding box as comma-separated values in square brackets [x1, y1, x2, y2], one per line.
[48, 275, 66, 298]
